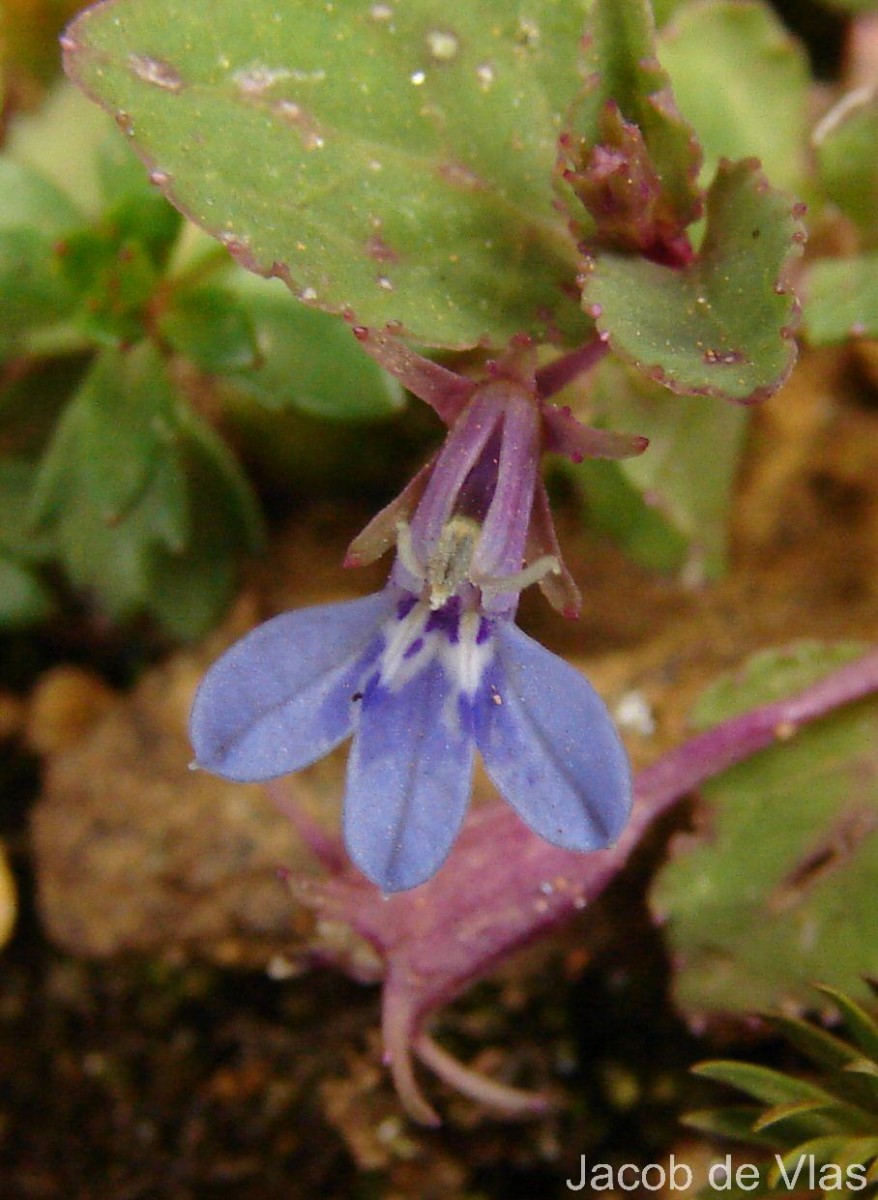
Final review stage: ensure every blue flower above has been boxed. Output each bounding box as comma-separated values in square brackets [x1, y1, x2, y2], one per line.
[190, 362, 632, 892]
[190, 582, 630, 892]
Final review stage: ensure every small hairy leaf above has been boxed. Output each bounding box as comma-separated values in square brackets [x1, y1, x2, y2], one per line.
[583, 158, 804, 402]
[5, 82, 117, 216]
[31, 343, 176, 525]
[0, 159, 82, 234]
[0, 228, 77, 353]
[0, 461, 54, 561]
[144, 407, 265, 638]
[575, 455, 690, 574]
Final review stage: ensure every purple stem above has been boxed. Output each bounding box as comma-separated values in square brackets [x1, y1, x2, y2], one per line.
[282, 645, 878, 1123]
[633, 644, 878, 820]
[535, 336, 611, 400]
[350, 326, 474, 424]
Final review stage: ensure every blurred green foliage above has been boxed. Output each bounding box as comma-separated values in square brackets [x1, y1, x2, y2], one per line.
[0, 85, 403, 636]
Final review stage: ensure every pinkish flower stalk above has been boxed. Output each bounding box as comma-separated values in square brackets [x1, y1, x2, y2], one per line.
[274, 645, 878, 1125]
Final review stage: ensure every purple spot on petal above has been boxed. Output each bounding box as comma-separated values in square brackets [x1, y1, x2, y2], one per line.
[426, 597, 461, 643]
[404, 637, 425, 659]
[476, 617, 493, 645]
[396, 594, 418, 620]
[456, 690, 477, 732]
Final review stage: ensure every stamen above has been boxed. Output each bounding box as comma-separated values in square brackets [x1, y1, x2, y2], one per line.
[394, 519, 427, 584]
[397, 516, 560, 610]
[476, 555, 561, 601]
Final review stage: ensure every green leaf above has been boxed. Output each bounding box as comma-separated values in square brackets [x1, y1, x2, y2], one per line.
[97, 135, 184, 267]
[31, 343, 177, 525]
[0, 159, 83, 234]
[805, 255, 878, 344]
[0, 227, 78, 353]
[588, 356, 748, 575]
[690, 642, 867, 727]
[815, 986, 878, 1061]
[683, 1103, 776, 1146]
[144, 408, 265, 639]
[767, 1013, 866, 1074]
[659, 0, 810, 196]
[30, 342, 263, 635]
[0, 460, 55, 561]
[0, 464, 57, 629]
[0, 553, 54, 628]
[5, 82, 115, 217]
[58, 226, 161, 344]
[65, 0, 593, 349]
[814, 89, 878, 243]
[694, 1061, 837, 1108]
[222, 273, 405, 419]
[158, 285, 260, 374]
[174, 405, 265, 552]
[0, 160, 82, 352]
[574, 455, 690, 574]
[583, 157, 804, 402]
[650, 641, 878, 1015]
[770, 1136, 878, 1186]
[753, 1099, 876, 1137]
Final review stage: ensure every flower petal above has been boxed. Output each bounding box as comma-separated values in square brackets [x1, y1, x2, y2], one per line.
[344, 660, 475, 892]
[475, 624, 632, 851]
[189, 591, 393, 782]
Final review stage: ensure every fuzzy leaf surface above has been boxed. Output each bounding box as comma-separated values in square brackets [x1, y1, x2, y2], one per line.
[64, 0, 593, 348]
[583, 158, 803, 401]
[651, 642, 878, 1016]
